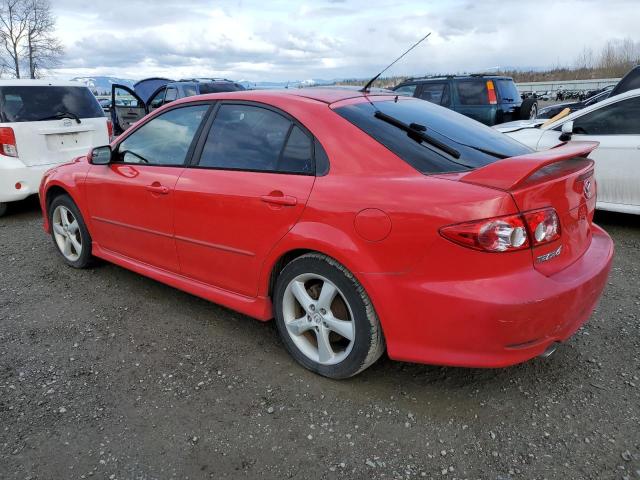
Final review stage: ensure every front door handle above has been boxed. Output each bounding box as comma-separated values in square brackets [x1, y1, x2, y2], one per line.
[146, 183, 170, 195]
[261, 192, 297, 207]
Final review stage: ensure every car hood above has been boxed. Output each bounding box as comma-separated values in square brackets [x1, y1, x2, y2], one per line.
[494, 119, 546, 133]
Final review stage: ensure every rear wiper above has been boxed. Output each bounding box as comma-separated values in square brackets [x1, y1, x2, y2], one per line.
[374, 110, 461, 159]
[37, 111, 81, 124]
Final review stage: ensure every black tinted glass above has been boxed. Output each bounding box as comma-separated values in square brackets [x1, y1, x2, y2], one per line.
[573, 97, 640, 135]
[334, 98, 531, 174]
[199, 82, 245, 94]
[0, 86, 104, 122]
[456, 81, 488, 105]
[495, 80, 520, 103]
[118, 105, 209, 165]
[419, 83, 449, 105]
[199, 104, 291, 171]
[280, 126, 313, 174]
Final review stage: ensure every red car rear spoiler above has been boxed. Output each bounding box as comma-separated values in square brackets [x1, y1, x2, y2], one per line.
[461, 141, 599, 190]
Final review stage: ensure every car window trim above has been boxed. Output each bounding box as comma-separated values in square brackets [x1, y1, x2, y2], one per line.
[111, 101, 215, 168]
[189, 100, 322, 176]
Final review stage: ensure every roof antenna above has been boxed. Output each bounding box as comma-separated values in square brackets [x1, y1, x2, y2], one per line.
[360, 32, 431, 93]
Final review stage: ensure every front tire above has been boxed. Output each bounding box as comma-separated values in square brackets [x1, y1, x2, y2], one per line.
[48, 195, 93, 268]
[274, 253, 385, 379]
[0, 202, 7, 217]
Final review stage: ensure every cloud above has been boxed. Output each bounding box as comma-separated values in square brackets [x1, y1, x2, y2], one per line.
[50, 0, 640, 81]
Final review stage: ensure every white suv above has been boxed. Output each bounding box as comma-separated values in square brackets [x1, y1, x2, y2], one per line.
[0, 80, 110, 216]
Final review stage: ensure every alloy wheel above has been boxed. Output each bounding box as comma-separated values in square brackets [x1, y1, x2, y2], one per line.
[282, 273, 355, 365]
[52, 205, 82, 262]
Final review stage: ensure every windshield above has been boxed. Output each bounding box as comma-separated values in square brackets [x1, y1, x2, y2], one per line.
[0, 86, 104, 122]
[334, 97, 532, 174]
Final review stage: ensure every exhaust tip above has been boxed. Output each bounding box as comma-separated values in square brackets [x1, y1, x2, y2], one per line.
[539, 342, 560, 359]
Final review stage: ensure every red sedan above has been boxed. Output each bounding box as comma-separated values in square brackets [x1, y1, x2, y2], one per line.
[39, 88, 613, 378]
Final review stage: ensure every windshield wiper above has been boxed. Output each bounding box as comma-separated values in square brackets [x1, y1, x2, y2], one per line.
[38, 111, 81, 124]
[373, 110, 463, 161]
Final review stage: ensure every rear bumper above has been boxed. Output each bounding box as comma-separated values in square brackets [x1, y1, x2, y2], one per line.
[0, 159, 58, 203]
[362, 224, 614, 368]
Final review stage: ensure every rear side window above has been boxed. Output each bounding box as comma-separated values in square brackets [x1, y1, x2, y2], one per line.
[0, 86, 104, 122]
[495, 79, 520, 103]
[198, 104, 313, 174]
[419, 83, 450, 106]
[199, 82, 245, 94]
[334, 98, 531, 174]
[456, 81, 488, 105]
[394, 85, 417, 96]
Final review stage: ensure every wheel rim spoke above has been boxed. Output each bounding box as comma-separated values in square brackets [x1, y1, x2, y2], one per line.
[53, 223, 65, 236]
[324, 314, 354, 341]
[60, 207, 69, 226]
[67, 220, 79, 234]
[69, 234, 82, 254]
[287, 316, 313, 336]
[316, 327, 334, 363]
[62, 237, 73, 257]
[317, 281, 337, 311]
[291, 280, 314, 312]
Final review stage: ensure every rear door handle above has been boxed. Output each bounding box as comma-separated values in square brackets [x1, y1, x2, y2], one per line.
[146, 183, 170, 195]
[261, 193, 297, 206]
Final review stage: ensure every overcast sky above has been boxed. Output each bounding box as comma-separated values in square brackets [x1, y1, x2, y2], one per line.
[52, 0, 639, 82]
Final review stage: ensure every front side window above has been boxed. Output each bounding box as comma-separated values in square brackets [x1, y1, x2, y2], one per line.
[456, 81, 489, 105]
[117, 105, 209, 166]
[148, 88, 166, 109]
[572, 97, 640, 135]
[164, 87, 178, 103]
[198, 104, 313, 174]
[0, 86, 104, 122]
[419, 83, 450, 106]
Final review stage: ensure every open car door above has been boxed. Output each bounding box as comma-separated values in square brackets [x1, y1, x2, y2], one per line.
[111, 84, 147, 136]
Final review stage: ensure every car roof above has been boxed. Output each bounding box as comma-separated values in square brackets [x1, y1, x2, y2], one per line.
[174, 87, 398, 106]
[400, 75, 513, 84]
[543, 87, 640, 130]
[0, 79, 90, 87]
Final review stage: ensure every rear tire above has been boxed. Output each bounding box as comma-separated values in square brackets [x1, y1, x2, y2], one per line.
[48, 195, 94, 269]
[274, 253, 385, 379]
[520, 98, 538, 120]
[0, 202, 7, 217]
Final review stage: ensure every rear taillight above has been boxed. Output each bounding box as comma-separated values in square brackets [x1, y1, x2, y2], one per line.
[523, 208, 560, 246]
[486, 80, 497, 105]
[0, 127, 17, 157]
[440, 208, 560, 253]
[106, 119, 113, 139]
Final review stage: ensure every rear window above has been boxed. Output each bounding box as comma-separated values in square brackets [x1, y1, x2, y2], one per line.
[0, 86, 104, 122]
[495, 79, 520, 103]
[198, 82, 246, 94]
[456, 80, 488, 105]
[334, 98, 532, 174]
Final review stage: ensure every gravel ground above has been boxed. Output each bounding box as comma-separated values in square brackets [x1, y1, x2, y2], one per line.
[1, 197, 638, 480]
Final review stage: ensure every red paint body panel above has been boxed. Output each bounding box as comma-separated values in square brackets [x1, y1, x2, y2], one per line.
[39, 90, 614, 369]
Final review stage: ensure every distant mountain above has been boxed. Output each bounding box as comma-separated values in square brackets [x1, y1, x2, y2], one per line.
[72, 76, 135, 95]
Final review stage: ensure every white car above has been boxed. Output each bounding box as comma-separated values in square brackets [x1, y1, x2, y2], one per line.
[0, 80, 110, 216]
[496, 88, 640, 215]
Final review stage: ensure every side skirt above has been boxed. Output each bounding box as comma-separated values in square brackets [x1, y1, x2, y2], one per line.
[92, 243, 273, 321]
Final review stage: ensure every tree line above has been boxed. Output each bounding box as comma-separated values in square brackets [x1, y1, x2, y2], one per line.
[0, 0, 62, 79]
[338, 38, 640, 88]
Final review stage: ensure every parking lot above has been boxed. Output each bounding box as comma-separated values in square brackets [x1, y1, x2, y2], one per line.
[0, 198, 638, 480]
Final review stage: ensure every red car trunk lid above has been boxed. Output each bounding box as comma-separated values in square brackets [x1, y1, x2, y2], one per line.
[460, 141, 599, 275]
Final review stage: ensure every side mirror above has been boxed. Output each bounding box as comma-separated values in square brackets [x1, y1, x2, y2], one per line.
[88, 145, 113, 165]
[559, 120, 574, 141]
